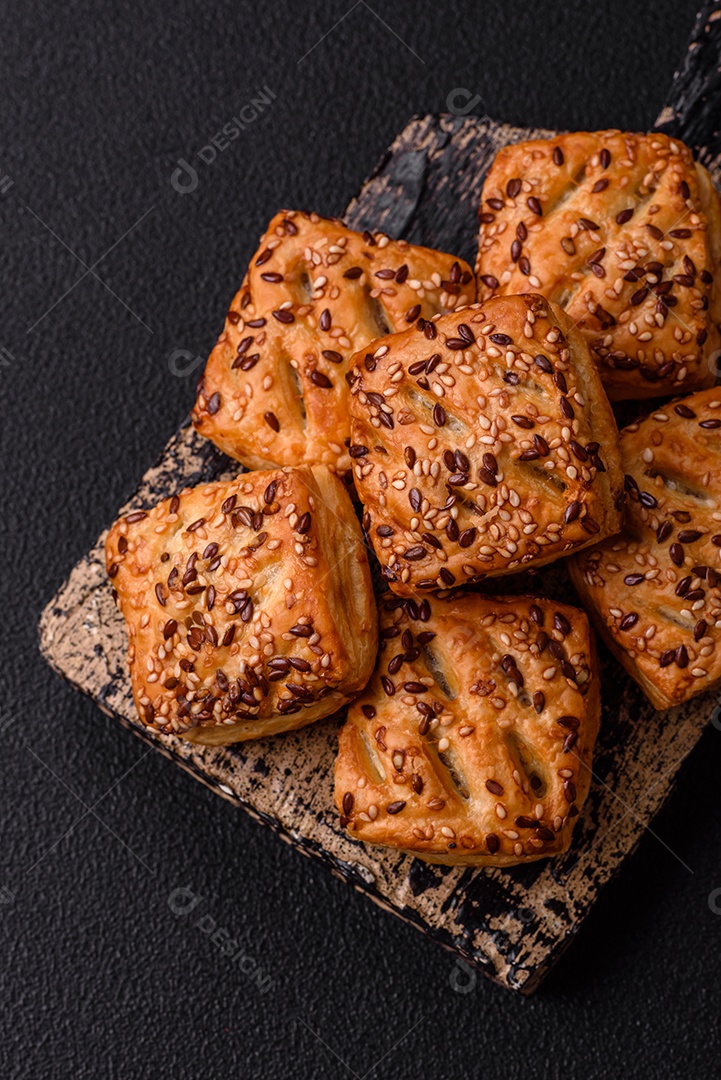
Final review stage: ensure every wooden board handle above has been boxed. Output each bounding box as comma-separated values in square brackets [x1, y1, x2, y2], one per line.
[656, 2, 721, 164]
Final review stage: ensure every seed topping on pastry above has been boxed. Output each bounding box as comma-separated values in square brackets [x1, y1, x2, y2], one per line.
[348, 294, 624, 594]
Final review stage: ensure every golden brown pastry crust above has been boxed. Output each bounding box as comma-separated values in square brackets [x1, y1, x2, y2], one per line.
[105, 465, 377, 744]
[192, 210, 476, 480]
[476, 130, 721, 401]
[347, 294, 624, 596]
[334, 592, 600, 866]
[569, 387, 721, 710]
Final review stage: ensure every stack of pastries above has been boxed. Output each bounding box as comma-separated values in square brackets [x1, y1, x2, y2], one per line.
[106, 132, 721, 868]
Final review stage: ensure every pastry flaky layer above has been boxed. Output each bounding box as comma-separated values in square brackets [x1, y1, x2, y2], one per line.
[476, 130, 721, 401]
[335, 592, 600, 867]
[348, 293, 624, 597]
[569, 387, 721, 711]
[105, 465, 377, 744]
[192, 210, 475, 480]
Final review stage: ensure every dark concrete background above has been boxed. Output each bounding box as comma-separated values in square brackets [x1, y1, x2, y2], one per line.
[2, 2, 720, 1077]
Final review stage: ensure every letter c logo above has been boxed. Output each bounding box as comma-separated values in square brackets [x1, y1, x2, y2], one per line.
[168, 348, 205, 378]
[170, 157, 199, 194]
[168, 886, 203, 916]
[446, 88, 482, 116]
[449, 958, 477, 994]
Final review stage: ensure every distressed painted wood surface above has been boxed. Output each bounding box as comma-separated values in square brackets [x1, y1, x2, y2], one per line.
[39, 6, 721, 994]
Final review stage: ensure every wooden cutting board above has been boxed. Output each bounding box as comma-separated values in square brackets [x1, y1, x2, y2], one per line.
[38, 3, 721, 993]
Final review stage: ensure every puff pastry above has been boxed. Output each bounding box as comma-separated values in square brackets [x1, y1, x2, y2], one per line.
[569, 387, 721, 710]
[348, 294, 624, 596]
[192, 210, 476, 481]
[105, 465, 377, 744]
[476, 130, 721, 401]
[335, 591, 600, 866]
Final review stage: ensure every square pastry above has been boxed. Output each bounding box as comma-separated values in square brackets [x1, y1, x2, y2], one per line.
[348, 294, 624, 596]
[192, 210, 475, 482]
[105, 466, 377, 744]
[335, 591, 600, 866]
[569, 387, 721, 710]
[476, 130, 721, 401]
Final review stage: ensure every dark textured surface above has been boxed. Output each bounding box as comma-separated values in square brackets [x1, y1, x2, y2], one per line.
[3, 0, 721, 1076]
